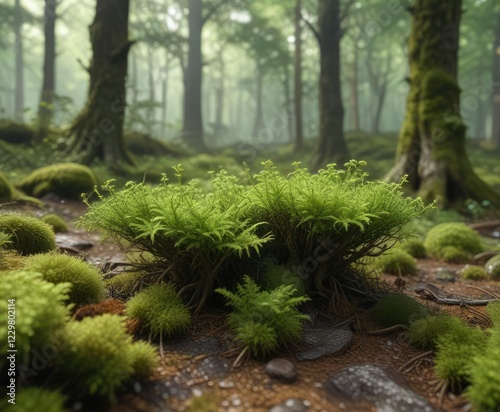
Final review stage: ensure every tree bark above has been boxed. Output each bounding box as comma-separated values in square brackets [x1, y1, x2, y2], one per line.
[294, 0, 304, 150]
[67, 0, 134, 166]
[38, 0, 57, 140]
[312, 0, 350, 169]
[386, 0, 500, 209]
[349, 49, 360, 131]
[147, 45, 156, 136]
[252, 70, 264, 138]
[14, 0, 24, 123]
[493, 18, 500, 146]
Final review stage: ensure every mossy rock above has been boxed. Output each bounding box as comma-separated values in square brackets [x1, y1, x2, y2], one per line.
[0, 121, 34, 145]
[485, 255, 500, 279]
[18, 163, 98, 200]
[23, 253, 105, 306]
[408, 315, 465, 351]
[399, 238, 427, 258]
[126, 132, 186, 157]
[459, 264, 488, 281]
[41, 213, 68, 233]
[376, 249, 417, 276]
[424, 223, 483, 262]
[14, 387, 67, 412]
[0, 213, 56, 255]
[371, 293, 428, 328]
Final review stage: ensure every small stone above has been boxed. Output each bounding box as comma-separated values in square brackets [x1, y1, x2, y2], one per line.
[265, 358, 297, 383]
[269, 398, 309, 412]
[435, 267, 455, 282]
[218, 380, 235, 389]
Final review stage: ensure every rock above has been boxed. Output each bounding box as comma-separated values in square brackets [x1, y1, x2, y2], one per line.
[265, 358, 297, 383]
[269, 398, 310, 412]
[325, 364, 434, 412]
[435, 267, 455, 282]
[297, 327, 352, 361]
[485, 255, 500, 279]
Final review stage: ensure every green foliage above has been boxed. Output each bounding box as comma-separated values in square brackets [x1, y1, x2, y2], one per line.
[23, 253, 105, 306]
[459, 264, 488, 281]
[0, 230, 11, 248]
[126, 283, 191, 339]
[18, 163, 97, 200]
[485, 255, 500, 279]
[216, 276, 309, 358]
[0, 270, 70, 365]
[371, 293, 428, 328]
[259, 261, 306, 296]
[376, 249, 417, 276]
[0, 213, 56, 255]
[0, 171, 15, 202]
[14, 387, 67, 412]
[408, 315, 465, 350]
[486, 301, 500, 328]
[424, 223, 483, 262]
[41, 213, 68, 233]
[106, 271, 142, 297]
[434, 323, 486, 392]
[399, 238, 427, 258]
[128, 340, 159, 380]
[55, 314, 135, 398]
[0, 249, 24, 270]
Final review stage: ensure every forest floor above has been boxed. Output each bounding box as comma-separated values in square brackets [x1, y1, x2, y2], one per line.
[26, 198, 500, 412]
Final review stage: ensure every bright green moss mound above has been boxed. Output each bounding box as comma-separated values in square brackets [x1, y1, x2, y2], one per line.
[0, 213, 56, 255]
[55, 314, 135, 398]
[424, 223, 483, 262]
[23, 253, 105, 306]
[106, 271, 142, 297]
[0, 249, 24, 270]
[408, 315, 465, 351]
[459, 264, 488, 281]
[399, 238, 427, 258]
[377, 249, 417, 276]
[128, 340, 159, 380]
[0, 270, 70, 362]
[371, 293, 428, 328]
[486, 301, 500, 328]
[485, 255, 500, 279]
[18, 163, 97, 200]
[126, 283, 191, 339]
[14, 387, 67, 412]
[41, 213, 68, 233]
[217, 276, 309, 358]
[260, 262, 306, 296]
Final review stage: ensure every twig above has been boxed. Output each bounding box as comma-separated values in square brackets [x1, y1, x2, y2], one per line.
[399, 350, 433, 372]
[466, 285, 500, 299]
[366, 324, 408, 335]
[232, 346, 249, 369]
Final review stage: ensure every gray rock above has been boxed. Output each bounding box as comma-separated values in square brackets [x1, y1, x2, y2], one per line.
[325, 364, 434, 412]
[297, 328, 352, 361]
[269, 398, 310, 412]
[265, 358, 297, 383]
[435, 267, 455, 282]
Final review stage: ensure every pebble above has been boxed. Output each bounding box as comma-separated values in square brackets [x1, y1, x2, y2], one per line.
[435, 267, 455, 282]
[269, 398, 310, 412]
[265, 358, 298, 383]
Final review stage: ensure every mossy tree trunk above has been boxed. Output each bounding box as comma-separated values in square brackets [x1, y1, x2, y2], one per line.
[67, 0, 134, 166]
[14, 0, 24, 123]
[386, 0, 500, 208]
[493, 16, 500, 146]
[294, 0, 304, 152]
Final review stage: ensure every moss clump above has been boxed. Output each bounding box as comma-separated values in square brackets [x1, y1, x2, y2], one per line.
[14, 387, 67, 412]
[459, 264, 488, 281]
[486, 301, 500, 328]
[0, 249, 24, 270]
[105, 271, 142, 297]
[0, 172, 16, 202]
[0, 213, 56, 255]
[18, 163, 97, 200]
[424, 223, 483, 262]
[73, 298, 125, 321]
[371, 293, 428, 328]
[260, 262, 306, 297]
[0, 121, 34, 144]
[41, 213, 68, 233]
[126, 283, 191, 339]
[485, 255, 500, 279]
[55, 314, 135, 398]
[408, 315, 465, 351]
[23, 253, 105, 306]
[376, 249, 417, 276]
[128, 340, 159, 380]
[399, 238, 427, 258]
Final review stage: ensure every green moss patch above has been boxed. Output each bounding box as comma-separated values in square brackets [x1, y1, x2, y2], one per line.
[408, 315, 465, 351]
[376, 249, 417, 276]
[485, 255, 500, 279]
[424, 223, 483, 262]
[371, 293, 428, 328]
[41, 213, 68, 233]
[459, 264, 488, 281]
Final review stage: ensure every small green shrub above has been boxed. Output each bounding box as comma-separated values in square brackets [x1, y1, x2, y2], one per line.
[459, 264, 488, 281]
[0, 270, 70, 364]
[371, 293, 428, 328]
[0, 213, 56, 255]
[408, 315, 465, 350]
[129, 340, 159, 379]
[41, 213, 68, 233]
[424, 222, 483, 262]
[23, 253, 105, 306]
[216, 275, 309, 358]
[55, 314, 135, 398]
[485, 254, 500, 279]
[18, 162, 97, 200]
[126, 283, 191, 339]
[376, 249, 417, 276]
[260, 262, 306, 296]
[399, 238, 427, 258]
[486, 301, 500, 328]
[14, 387, 67, 412]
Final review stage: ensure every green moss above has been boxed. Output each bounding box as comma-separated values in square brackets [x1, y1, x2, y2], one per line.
[41, 213, 68, 233]
[0, 213, 56, 255]
[0, 249, 24, 270]
[14, 387, 67, 412]
[23, 253, 105, 306]
[399, 238, 427, 258]
[376, 249, 417, 276]
[486, 301, 500, 328]
[0, 121, 34, 144]
[485, 255, 500, 279]
[0, 172, 15, 202]
[371, 293, 429, 328]
[18, 163, 97, 200]
[459, 264, 488, 281]
[0, 231, 11, 249]
[260, 262, 306, 296]
[105, 271, 142, 297]
[126, 283, 191, 339]
[128, 340, 159, 380]
[424, 223, 483, 262]
[408, 315, 465, 351]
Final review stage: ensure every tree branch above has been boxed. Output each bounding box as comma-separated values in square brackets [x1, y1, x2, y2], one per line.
[202, 0, 232, 27]
[340, 0, 356, 23]
[301, 15, 320, 45]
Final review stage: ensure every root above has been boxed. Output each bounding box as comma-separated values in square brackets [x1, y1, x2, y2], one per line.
[399, 350, 433, 372]
[366, 324, 408, 335]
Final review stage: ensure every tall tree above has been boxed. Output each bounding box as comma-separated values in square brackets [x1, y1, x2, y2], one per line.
[492, 10, 500, 146]
[294, 0, 304, 151]
[14, 0, 24, 123]
[67, 0, 134, 165]
[386, 0, 500, 208]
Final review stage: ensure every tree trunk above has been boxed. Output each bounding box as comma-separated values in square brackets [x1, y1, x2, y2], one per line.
[386, 0, 500, 209]
[372, 81, 387, 134]
[284, 63, 294, 144]
[67, 0, 134, 166]
[313, 0, 349, 169]
[147, 45, 155, 136]
[161, 51, 169, 138]
[182, 0, 205, 150]
[14, 0, 24, 123]
[252, 70, 264, 138]
[493, 18, 500, 146]
[294, 0, 304, 150]
[37, 0, 57, 140]
[349, 49, 360, 131]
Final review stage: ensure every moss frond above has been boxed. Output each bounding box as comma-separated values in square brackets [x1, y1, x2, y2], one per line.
[408, 315, 465, 351]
